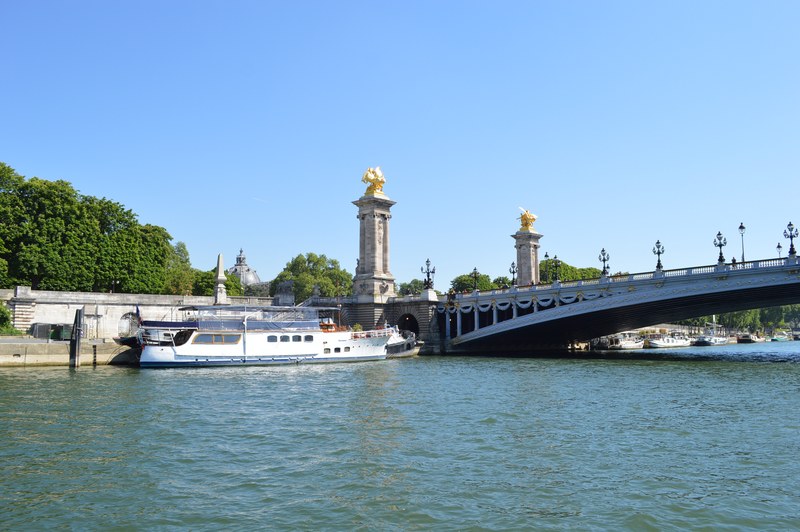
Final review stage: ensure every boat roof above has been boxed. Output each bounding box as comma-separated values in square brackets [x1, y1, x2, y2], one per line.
[178, 305, 339, 312]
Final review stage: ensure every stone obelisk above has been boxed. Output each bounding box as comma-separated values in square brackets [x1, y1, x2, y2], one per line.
[214, 253, 228, 305]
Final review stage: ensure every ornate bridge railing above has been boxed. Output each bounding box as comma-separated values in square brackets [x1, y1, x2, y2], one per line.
[437, 257, 800, 350]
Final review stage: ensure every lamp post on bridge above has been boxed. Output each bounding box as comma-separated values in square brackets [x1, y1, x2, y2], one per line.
[421, 258, 435, 290]
[714, 231, 727, 263]
[509, 261, 517, 286]
[784, 222, 798, 257]
[738, 222, 746, 263]
[471, 267, 480, 291]
[553, 255, 561, 282]
[598, 248, 610, 276]
[652, 240, 665, 270]
[777, 242, 783, 258]
[543, 252, 550, 283]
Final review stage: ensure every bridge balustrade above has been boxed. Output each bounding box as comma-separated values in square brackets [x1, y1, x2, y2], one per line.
[438, 256, 799, 341]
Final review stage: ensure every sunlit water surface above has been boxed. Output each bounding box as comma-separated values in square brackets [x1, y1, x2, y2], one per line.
[2, 342, 799, 530]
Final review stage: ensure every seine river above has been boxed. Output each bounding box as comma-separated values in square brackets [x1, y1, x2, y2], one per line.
[2, 343, 799, 530]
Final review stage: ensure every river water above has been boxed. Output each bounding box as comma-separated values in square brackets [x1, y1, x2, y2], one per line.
[2, 342, 799, 530]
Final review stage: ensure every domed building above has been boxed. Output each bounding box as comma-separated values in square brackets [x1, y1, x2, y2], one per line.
[227, 249, 262, 286]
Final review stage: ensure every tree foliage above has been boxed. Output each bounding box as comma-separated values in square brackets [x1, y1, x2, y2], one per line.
[270, 253, 352, 302]
[192, 269, 243, 297]
[539, 259, 602, 283]
[398, 278, 425, 296]
[451, 272, 496, 292]
[0, 162, 186, 293]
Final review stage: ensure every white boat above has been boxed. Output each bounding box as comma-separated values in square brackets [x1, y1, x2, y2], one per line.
[646, 333, 692, 348]
[737, 333, 765, 344]
[693, 334, 728, 346]
[138, 305, 415, 368]
[607, 333, 644, 350]
[693, 315, 728, 346]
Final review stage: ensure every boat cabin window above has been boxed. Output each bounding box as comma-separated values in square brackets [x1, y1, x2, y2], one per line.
[344, 347, 350, 352]
[193, 334, 241, 345]
[324, 348, 331, 354]
[304, 335, 313, 342]
[292, 335, 301, 342]
[334, 347, 341, 353]
[280, 335, 290, 342]
[268, 336, 277, 342]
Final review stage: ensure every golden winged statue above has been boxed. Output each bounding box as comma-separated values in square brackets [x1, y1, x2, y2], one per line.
[519, 208, 537, 231]
[362, 166, 386, 196]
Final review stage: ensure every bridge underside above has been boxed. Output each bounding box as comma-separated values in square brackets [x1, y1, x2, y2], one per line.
[448, 282, 800, 354]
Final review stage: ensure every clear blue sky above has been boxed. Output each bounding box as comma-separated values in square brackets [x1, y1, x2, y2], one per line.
[3, 1, 799, 288]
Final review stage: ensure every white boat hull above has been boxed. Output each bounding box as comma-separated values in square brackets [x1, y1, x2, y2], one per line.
[647, 337, 692, 348]
[137, 305, 415, 368]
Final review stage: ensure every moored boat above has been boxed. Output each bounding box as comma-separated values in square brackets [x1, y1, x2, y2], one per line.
[607, 333, 644, 350]
[692, 334, 728, 346]
[138, 305, 414, 368]
[646, 333, 692, 348]
[737, 333, 764, 343]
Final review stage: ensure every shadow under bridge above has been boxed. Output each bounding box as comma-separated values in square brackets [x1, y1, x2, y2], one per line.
[438, 258, 800, 353]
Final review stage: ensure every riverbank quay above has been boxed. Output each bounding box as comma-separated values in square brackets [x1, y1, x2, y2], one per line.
[0, 338, 137, 367]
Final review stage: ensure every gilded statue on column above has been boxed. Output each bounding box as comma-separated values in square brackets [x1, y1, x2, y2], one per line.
[362, 166, 386, 196]
[518, 208, 537, 231]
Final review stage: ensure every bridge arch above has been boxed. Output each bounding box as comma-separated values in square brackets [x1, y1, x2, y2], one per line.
[396, 313, 420, 335]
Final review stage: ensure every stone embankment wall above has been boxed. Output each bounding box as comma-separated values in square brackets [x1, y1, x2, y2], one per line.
[0, 339, 138, 367]
[1, 286, 272, 339]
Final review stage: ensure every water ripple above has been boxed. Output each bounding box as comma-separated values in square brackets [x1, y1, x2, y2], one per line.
[2, 347, 800, 529]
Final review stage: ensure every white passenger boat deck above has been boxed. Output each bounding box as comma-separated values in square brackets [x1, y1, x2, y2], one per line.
[138, 305, 414, 368]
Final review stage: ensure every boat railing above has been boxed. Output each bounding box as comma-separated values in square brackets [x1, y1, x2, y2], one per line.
[351, 327, 397, 340]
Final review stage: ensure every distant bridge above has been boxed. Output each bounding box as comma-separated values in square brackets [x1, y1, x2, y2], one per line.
[437, 257, 800, 353]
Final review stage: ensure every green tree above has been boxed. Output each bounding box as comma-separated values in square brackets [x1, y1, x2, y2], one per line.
[270, 253, 352, 302]
[0, 304, 10, 327]
[539, 258, 602, 283]
[717, 309, 761, 332]
[164, 241, 195, 295]
[191, 270, 243, 297]
[126, 224, 173, 294]
[0, 163, 24, 288]
[398, 279, 425, 296]
[5, 178, 99, 290]
[759, 306, 785, 330]
[783, 305, 800, 329]
[84, 196, 141, 292]
[451, 272, 496, 292]
[492, 275, 512, 287]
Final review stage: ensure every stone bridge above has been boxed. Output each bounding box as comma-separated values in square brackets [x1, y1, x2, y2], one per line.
[437, 257, 800, 354]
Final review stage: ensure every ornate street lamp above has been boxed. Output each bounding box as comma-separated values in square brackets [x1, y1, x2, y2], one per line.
[784, 222, 798, 256]
[543, 252, 550, 283]
[714, 231, 727, 263]
[553, 255, 561, 281]
[738, 222, 746, 262]
[777, 242, 783, 258]
[111, 280, 120, 293]
[652, 240, 665, 270]
[421, 258, 435, 290]
[598, 248, 610, 276]
[471, 267, 480, 291]
[509, 261, 517, 286]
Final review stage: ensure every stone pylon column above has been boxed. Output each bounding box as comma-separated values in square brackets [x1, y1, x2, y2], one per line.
[512, 209, 543, 286]
[352, 167, 396, 303]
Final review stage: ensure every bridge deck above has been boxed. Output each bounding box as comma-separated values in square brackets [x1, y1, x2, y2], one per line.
[438, 258, 800, 353]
